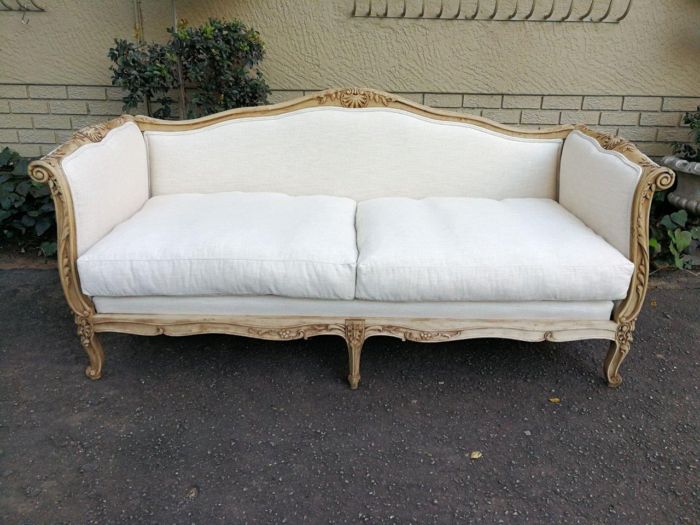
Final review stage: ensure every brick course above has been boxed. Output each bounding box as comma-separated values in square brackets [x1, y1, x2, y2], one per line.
[521, 110, 560, 124]
[28, 85, 68, 99]
[542, 96, 582, 110]
[502, 95, 541, 109]
[424, 93, 462, 108]
[462, 94, 501, 108]
[661, 97, 700, 112]
[600, 111, 639, 126]
[559, 111, 600, 125]
[32, 115, 72, 129]
[582, 96, 622, 110]
[1, 84, 694, 159]
[623, 97, 662, 111]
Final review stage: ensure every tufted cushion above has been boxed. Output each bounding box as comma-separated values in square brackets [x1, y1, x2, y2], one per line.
[77, 192, 358, 299]
[355, 197, 634, 302]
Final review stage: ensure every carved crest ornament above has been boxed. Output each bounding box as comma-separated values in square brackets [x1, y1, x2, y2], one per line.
[317, 88, 394, 108]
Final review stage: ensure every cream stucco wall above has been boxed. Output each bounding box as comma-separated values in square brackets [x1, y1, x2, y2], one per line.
[1, 0, 698, 94]
[0, 0, 700, 96]
[188, 0, 700, 96]
[0, 0, 698, 157]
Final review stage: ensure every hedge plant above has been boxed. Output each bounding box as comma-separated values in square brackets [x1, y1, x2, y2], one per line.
[0, 147, 56, 256]
[108, 18, 269, 119]
[649, 194, 700, 270]
[673, 106, 700, 162]
[107, 39, 178, 119]
[650, 106, 700, 269]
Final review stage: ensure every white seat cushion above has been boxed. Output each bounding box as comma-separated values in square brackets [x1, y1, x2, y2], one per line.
[356, 197, 635, 302]
[78, 192, 358, 299]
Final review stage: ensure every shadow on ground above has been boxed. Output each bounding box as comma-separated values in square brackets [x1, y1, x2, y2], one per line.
[1, 269, 698, 523]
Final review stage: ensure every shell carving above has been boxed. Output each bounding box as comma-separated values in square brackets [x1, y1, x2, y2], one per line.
[317, 89, 394, 108]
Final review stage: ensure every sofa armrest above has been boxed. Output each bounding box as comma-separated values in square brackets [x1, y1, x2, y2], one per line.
[28, 116, 149, 317]
[560, 125, 675, 324]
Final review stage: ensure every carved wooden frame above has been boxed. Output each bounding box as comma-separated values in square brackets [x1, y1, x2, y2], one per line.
[28, 88, 674, 389]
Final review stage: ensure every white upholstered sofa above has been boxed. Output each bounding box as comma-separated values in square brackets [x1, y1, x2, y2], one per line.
[29, 89, 675, 388]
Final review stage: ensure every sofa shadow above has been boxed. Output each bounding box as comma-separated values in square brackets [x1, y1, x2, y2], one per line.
[100, 331, 606, 390]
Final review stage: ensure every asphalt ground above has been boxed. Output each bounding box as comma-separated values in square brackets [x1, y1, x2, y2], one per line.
[1, 269, 698, 523]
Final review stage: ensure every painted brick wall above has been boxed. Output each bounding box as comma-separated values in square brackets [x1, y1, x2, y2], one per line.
[1, 84, 698, 159]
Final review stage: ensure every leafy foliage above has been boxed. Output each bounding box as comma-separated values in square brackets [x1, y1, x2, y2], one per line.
[108, 18, 269, 119]
[0, 147, 56, 256]
[108, 39, 178, 119]
[673, 106, 700, 162]
[171, 18, 269, 116]
[650, 207, 700, 269]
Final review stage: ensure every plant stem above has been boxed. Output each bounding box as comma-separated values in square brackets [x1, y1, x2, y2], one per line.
[172, 0, 186, 119]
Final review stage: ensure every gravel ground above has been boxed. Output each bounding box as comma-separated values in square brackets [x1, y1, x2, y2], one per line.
[1, 269, 698, 524]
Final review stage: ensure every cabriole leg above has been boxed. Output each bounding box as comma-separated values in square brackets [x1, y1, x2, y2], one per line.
[75, 315, 104, 380]
[604, 321, 634, 388]
[345, 319, 366, 390]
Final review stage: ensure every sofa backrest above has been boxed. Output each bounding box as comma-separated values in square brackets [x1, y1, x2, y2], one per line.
[143, 106, 564, 200]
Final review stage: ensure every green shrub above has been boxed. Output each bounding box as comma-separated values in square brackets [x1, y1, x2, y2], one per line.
[107, 39, 178, 119]
[673, 106, 700, 162]
[0, 147, 56, 256]
[650, 206, 700, 269]
[108, 18, 269, 119]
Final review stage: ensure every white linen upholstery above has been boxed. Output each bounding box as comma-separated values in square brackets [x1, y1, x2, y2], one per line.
[61, 122, 149, 255]
[145, 107, 563, 200]
[93, 295, 615, 320]
[77, 192, 358, 299]
[559, 130, 642, 257]
[356, 197, 634, 302]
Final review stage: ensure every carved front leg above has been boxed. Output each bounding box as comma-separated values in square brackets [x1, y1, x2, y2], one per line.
[75, 315, 104, 380]
[345, 319, 366, 389]
[604, 321, 634, 387]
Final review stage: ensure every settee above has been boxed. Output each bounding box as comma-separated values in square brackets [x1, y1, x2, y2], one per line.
[28, 88, 675, 389]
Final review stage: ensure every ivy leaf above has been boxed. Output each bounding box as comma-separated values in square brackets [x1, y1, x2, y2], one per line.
[35, 217, 51, 236]
[669, 209, 688, 228]
[659, 215, 676, 230]
[649, 238, 660, 253]
[0, 147, 16, 167]
[39, 241, 57, 257]
[670, 228, 692, 253]
[691, 226, 700, 241]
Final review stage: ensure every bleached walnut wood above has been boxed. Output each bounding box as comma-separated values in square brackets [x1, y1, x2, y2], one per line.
[574, 125, 675, 387]
[345, 319, 365, 390]
[28, 115, 134, 379]
[27, 90, 673, 388]
[134, 87, 573, 140]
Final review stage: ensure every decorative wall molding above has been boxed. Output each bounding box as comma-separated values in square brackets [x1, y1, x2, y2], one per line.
[0, 0, 44, 13]
[352, 0, 633, 23]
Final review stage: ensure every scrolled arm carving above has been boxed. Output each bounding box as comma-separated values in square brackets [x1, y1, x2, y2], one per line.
[574, 125, 675, 324]
[28, 159, 95, 319]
